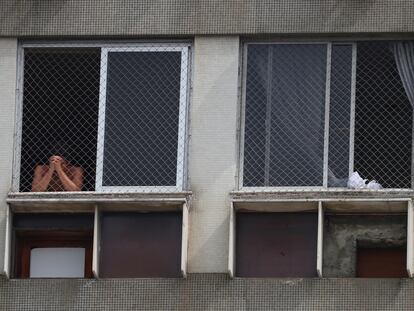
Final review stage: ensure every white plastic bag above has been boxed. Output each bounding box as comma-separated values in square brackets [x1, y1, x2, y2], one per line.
[366, 180, 383, 189]
[347, 171, 368, 189]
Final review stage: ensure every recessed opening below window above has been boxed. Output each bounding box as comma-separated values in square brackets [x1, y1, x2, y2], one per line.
[235, 212, 318, 277]
[12, 213, 94, 278]
[356, 244, 407, 278]
[323, 214, 407, 278]
[99, 212, 182, 278]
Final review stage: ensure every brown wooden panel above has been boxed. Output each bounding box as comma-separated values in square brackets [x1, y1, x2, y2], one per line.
[236, 212, 318, 277]
[100, 212, 182, 278]
[357, 247, 407, 278]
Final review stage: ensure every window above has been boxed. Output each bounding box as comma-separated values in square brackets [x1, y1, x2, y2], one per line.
[241, 41, 413, 189]
[12, 213, 94, 278]
[15, 43, 190, 193]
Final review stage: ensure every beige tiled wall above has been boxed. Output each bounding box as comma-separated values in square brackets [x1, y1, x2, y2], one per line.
[188, 36, 240, 272]
[0, 39, 17, 272]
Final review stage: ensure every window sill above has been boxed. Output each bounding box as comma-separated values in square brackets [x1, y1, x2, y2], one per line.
[231, 189, 414, 213]
[7, 191, 191, 212]
[232, 188, 414, 199]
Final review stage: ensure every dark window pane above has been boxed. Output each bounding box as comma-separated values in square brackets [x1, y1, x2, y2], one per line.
[243, 45, 269, 186]
[102, 51, 182, 186]
[236, 212, 318, 277]
[100, 212, 182, 277]
[328, 45, 353, 187]
[355, 42, 412, 188]
[20, 48, 100, 191]
[243, 44, 327, 187]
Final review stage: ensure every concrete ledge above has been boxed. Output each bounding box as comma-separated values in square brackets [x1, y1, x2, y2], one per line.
[232, 189, 414, 200]
[231, 190, 414, 213]
[1, 1, 414, 36]
[6, 192, 192, 212]
[0, 273, 413, 310]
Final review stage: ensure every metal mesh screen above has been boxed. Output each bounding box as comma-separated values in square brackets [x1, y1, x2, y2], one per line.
[354, 42, 412, 189]
[18, 44, 190, 192]
[243, 44, 327, 187]
[242, 41, 413, 189]
[327, 44, 353, 187]
[20, 48, 100, 192]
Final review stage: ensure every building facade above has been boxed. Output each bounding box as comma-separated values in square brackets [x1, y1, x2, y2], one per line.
[1, 1, 414, 310]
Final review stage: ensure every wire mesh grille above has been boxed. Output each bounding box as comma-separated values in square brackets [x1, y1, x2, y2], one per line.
[18, 44, 190, 192]
[243, 44, 327, 187]
[354, 42, 412, 189]
[242, 41, 413, 189]
[327, 44, 353, 187]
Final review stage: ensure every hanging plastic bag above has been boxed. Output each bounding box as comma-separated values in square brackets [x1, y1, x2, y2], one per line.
[366, 180, 383, 189]
[347, 171, 368, 189]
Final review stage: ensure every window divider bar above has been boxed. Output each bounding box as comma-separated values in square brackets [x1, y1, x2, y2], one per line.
[2, 205, 12, 278]
[228, 202, 236, 278]
[411, 109, 414, 189]
[181, 202, 189, 278]
[237, 44, 249, 189]
[12, 44, 25, 192]
[407, 200, 414, 277]
[95, 48, 109, 192]
[264, 47, 273, 186]
[348, 43, 357, 176]
[323, 44, 332, 188]
[317, 201, 324, 277]
[92, 204, 100, 278]
[21, 42, 191, 49]
[175, 47, 189, 190]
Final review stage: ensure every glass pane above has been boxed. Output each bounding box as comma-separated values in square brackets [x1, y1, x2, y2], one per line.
[20, 48, 100, 192]
[243, 44, 327, 186]
[354, 42, 412, 188]
[30, 248, 85, 278]
[328, 45, 353, 187]
[102, 51, 182, 186]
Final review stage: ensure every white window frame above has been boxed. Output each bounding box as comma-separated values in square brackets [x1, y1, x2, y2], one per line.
[238, 42, 334, 191]
[95, 45, 189, 192]
[238, 41, 411, 191]
[12, 42, 191, 193]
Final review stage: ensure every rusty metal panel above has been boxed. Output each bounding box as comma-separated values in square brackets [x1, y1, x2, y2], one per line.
[236, 212, 318, 277]
[100, 212, 182, 278]
[357, 247, 407, 278]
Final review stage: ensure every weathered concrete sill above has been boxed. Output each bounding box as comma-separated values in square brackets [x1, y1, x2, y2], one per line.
[6, 191, 192, 212]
